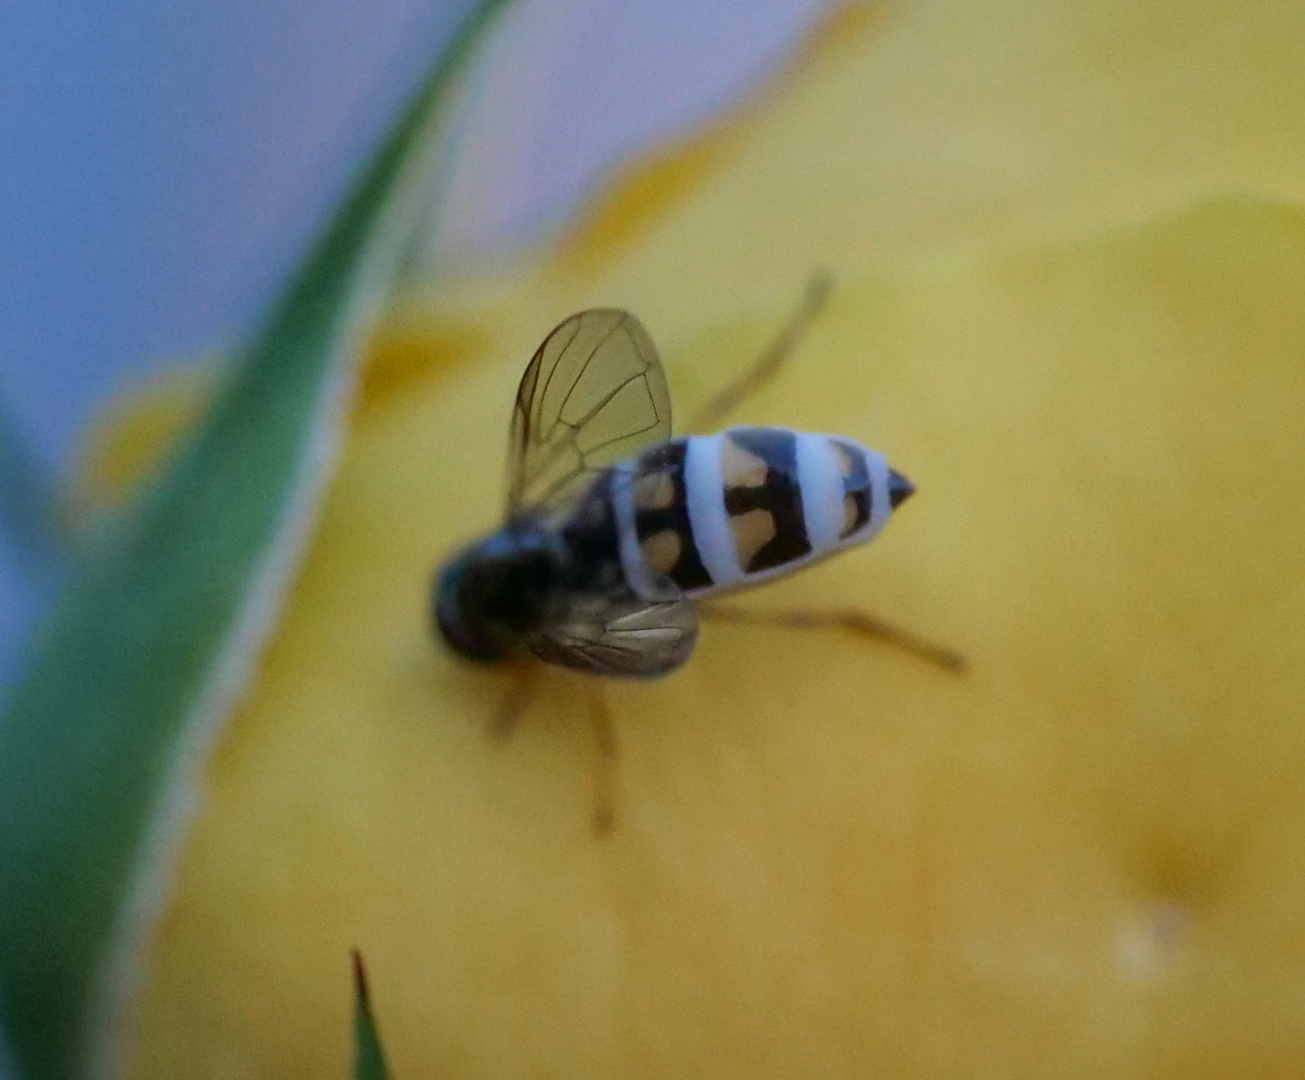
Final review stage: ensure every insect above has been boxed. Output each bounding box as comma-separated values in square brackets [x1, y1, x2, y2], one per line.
[433, 279, 961, 826]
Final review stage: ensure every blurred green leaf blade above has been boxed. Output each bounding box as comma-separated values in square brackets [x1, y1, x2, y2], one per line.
[0, 2, 513, 1078]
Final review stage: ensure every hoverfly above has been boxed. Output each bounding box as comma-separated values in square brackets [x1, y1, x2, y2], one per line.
[433, 279, 960, 826]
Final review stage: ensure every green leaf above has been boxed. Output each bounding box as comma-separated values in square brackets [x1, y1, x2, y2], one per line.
[0, 2, 513, 1078]
[351, 952, 392, 1080]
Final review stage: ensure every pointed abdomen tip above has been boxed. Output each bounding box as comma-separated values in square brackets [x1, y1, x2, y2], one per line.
[888, 469, 915, 509]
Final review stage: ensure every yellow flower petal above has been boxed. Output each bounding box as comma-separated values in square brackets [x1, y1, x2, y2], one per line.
[122, 3, 1305, 1077]
[561, 0, 1305, 325]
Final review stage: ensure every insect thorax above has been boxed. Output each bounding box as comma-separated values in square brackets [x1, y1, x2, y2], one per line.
[433, 520, 570, 661]
[433, 484, 629, 663]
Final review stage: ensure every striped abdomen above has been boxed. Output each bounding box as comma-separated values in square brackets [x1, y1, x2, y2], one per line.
[610, 425, 914, 600]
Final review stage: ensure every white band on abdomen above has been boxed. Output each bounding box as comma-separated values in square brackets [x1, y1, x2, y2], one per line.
[683, 432, 742, 592]
[796, 431, 844, 556]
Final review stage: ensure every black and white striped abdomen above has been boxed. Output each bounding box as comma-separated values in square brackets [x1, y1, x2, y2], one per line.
[611, 425, 914, 600]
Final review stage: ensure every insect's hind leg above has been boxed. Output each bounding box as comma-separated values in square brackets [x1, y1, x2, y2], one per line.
[700, 603, 966, 672]
[684, 272, 833, 435]
[485, 666, 620, 835]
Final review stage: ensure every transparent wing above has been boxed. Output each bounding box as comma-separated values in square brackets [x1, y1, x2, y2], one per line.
[507, 309, 671, 513]
[529, 585, 698, 678]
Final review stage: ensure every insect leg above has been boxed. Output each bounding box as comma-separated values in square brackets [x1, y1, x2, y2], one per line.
[684, 271, 833, 435]
[488, 662, 539, 740]
[700, 603, 966, 672]
[587, 682, 620, 835]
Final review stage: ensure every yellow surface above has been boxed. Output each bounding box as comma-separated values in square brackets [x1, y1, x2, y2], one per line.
[118, 1, 1305, 1077]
